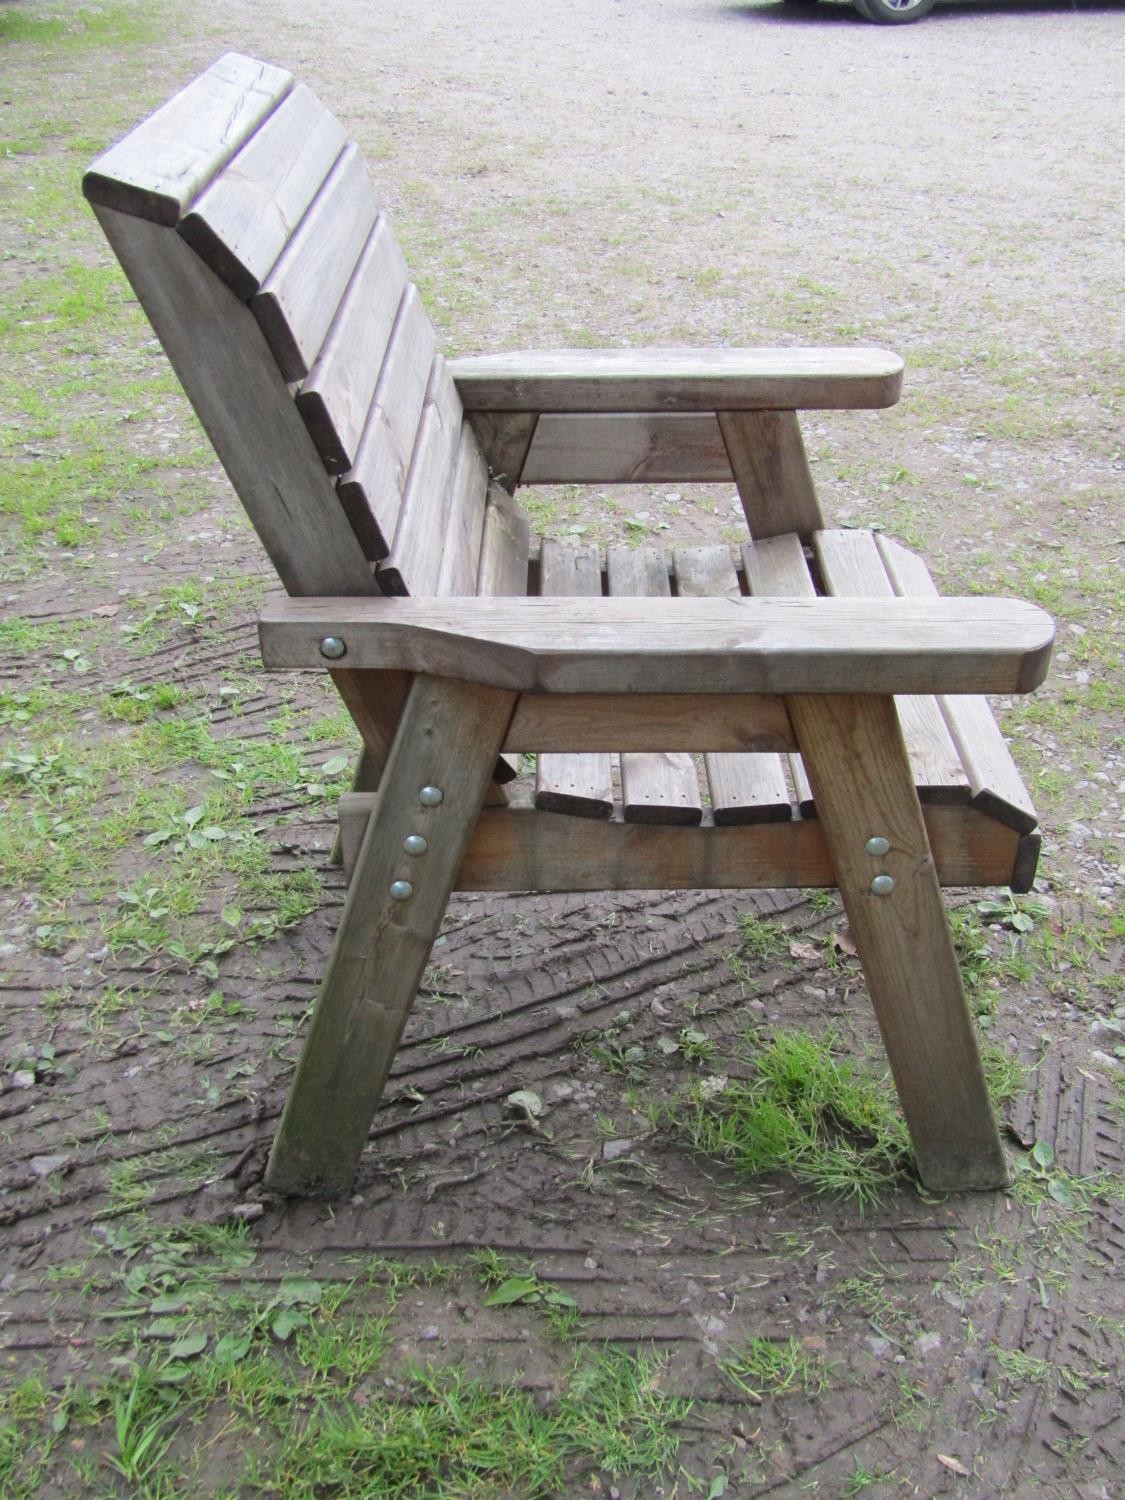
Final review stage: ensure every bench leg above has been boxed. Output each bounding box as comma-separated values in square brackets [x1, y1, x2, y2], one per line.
[265, 675, 517, 1196]
[788, 694, 1007, 1192]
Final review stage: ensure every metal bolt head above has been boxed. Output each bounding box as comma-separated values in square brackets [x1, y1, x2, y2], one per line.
[870, 874, 895, 896]
[319, 636, 346, 660]
[418, 785, 444, 807]
[403, 834, 428, 856]
[865, 836, 890, 857]
[389, 880, 414, 901]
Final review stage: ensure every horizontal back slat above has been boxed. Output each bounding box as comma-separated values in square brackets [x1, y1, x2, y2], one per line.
[296, 216, 409, 475]
[376, 357, 463, 596]
[251, 142, 379, 382]
[179, 82, 348, 299]
[337, 286, 436, 559]
[83, 53, 293, 225]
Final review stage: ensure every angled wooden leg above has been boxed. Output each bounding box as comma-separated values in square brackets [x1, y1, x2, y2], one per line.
[787, 693, 1007, 1192]
[266, 675, 517, 1196]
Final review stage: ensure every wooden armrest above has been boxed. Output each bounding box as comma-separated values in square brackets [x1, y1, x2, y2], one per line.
[260, 595, 1052, 696]
[448, 347, 904, 413]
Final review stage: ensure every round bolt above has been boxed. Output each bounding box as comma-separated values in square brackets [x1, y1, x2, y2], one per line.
[389, 880, 414, 902]
[319, 636, 346, 661]
[418, 785, 444, 807]
[865, 836, 890, 857]
[403, 834, 428, 856]
[870, 874, 895, 896]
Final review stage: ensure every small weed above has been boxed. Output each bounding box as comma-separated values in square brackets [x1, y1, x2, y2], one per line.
[735, 913, 787, 961]
[722, 1335, 829, 1400]
[675, 1030, 913, 1205]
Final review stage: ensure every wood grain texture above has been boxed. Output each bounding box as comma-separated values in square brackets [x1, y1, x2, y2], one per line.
[295, 216, 409, 474]
[178, 82, 347, 298]
[95, 206, 376, 597]
[814, 529, 971, 804]
[259, 595, 1056, 696]
[337, 286, 436, 560]
[251, 142, 379, 381]
[83, 52, 292, 225]
[338, 791, 1027, 893]
[876, 533, 1040, 834]
[521, 413, 732, 484]
[476, 487, 531, 598]
[718, 410, 824, 540]
[608, 546, 702, 825]
[788, 693, 1007, 1190]
[436, 423, 490, 596]
[448, 347, 905, 412]
[465, 412, 539, 491]
[265, 675, 517, 1195]
[376, 357, 463, 596]
[535, 541, 614, 819]
[506, 692, 794, 752]
[675, 545, 793, 824]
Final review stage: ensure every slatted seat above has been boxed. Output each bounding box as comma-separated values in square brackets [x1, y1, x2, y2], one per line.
[86, 53, 1053, 1201]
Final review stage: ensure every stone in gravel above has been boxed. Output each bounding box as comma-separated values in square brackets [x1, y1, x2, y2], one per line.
[10, 1071, 36, 1090]
[1090, 1050, 1120, 1071]
[867, 1336, 892, 1358]
[916, 1331, 942, 1355]
[30, 1155, 71, 1179]
[602, 1139, 634, 1161]
[419, 1326, 440, 1341]
[230, 1202, 264, 1222]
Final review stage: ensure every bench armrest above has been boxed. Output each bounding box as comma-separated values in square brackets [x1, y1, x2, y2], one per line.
[448, 348, 904, 413]
[260, 595, 1053, 697]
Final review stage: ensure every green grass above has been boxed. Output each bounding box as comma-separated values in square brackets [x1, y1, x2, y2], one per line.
[0, 3, 159, 50]
[722, 1335, 830, 1400]
[674, 1030, 914, 1205]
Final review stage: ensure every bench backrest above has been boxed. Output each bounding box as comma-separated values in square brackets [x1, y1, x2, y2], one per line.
[83, 52, 497, 600]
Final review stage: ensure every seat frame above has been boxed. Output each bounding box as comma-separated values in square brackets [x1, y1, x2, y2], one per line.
[84, 53, 1054, 1199]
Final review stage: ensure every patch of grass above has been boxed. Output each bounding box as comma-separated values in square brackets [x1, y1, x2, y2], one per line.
[722, 1335, 830, 1400]
[735, 912, 788, 962]
[674, 1030, 913, 1205]
[0, 3, 159, 51]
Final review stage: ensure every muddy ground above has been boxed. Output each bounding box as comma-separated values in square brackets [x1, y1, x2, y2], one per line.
[1, 0, 1122, 1494]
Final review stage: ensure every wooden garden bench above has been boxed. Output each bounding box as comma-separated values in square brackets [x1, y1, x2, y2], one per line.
[84, 53, 1053, 1199]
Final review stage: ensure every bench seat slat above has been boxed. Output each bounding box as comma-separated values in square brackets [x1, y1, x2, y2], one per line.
[337, 286, 436, 560]
[675, 545, 793, 825]
[179, 83, 348, 299]
[251, 142, 379, 382]
[82, 53, 293, 225]
[534, 543, 614, 819]
[814, 530, 972, 805]
[608, 546, 702, 826]
[876, 534, 1039, 833]
[296, 216, 409, 474]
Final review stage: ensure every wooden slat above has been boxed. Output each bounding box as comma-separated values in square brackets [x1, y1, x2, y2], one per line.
[465, 413, 539, 492]
[814, 530, 971, 805]
[476, 487, 530, 598]
[266, 675, 517, 1195]
[295, 217, 409, 474]
[675, 545, 792, 824]
[448, 347, 904, 413]
[521, 413, 732, 484]
[82, 53, 293, 225]
[259, 594, 1056, 696]
[607, 546, 702, 826]
[436, 424, 490, 596]
[788, 692, 1006, 1190]
[338, 791, 1031, 893]
[876, 534, 1039, 834]
[337, 286, 436, 560]
[178, 82, 348, 298]
[251, 142, 379, 381]
[507, 692, 794, 752]
[95, 206, 376, 597]
[742, 534, 818, 815]
[534, 542, 613, 819]
[376, 357, 463, 596]
[718, 410, 824, 540]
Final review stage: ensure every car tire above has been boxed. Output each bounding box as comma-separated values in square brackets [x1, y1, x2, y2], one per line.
[854, 0, 936, 21]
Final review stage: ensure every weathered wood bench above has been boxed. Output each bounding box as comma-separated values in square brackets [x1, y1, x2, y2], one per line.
[84, 53, 1053, 1199]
